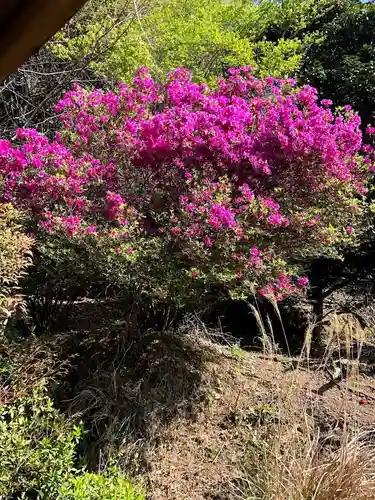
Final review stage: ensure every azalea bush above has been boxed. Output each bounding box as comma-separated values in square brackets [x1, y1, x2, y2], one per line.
[0, 67, 372, 306]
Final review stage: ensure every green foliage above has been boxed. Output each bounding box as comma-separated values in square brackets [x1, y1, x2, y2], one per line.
[0, 204, 32, 331]
[49, 0, 326, 82]
[0, 382, 144, 499]
[59, 470, 144, 500]
[0, 387, 81, 499]
[230, 345, 246, 362]
[300, 0, 375, 129]
[29, 229, 210, 311]
[0, 204, 32, 290]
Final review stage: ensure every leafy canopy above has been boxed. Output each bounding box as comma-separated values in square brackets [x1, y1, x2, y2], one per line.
[50, 0, 328, 82]
[300, 0, 375, 129]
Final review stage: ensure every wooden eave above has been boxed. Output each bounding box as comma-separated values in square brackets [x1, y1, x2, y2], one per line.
[0, 0, 88, 81]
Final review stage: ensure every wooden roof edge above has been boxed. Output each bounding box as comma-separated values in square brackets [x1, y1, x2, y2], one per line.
[0, 0, 88, 82]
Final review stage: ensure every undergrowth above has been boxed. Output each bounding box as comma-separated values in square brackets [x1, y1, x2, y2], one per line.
[0, 332, 145, 500]
[234, 306, 375, 500]
[2, 302, 375, 499]
[241, 429, 375, 499]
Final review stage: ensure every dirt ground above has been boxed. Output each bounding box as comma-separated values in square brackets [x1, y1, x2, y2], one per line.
[145, 344, 375, 500]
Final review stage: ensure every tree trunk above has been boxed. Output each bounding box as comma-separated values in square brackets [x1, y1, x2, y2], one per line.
[311, 288, 324, 351]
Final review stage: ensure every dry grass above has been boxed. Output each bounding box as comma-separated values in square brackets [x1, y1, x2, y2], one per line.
[55, 304, 375, 499]
[240, 424, 375, 500]
[52, 313, 220, 473]
[0, 333, 71, 406]
[235, 305, 375, 500]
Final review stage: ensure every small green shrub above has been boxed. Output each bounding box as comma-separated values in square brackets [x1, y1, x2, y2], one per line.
[59, 469, 144, 500]
[0, 387, 81, 499]
[0, 383, 144, 499]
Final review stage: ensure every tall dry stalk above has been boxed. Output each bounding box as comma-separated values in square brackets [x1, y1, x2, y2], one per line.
[239, 301, 375, 500]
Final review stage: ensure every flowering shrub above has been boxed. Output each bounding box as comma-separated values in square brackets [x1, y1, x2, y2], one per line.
[0, 67, 371, 304]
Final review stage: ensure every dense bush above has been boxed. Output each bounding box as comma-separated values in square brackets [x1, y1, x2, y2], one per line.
[50, 0, 326, 82]
[0, 203, 32, 331]
[0, 68, 371, 306]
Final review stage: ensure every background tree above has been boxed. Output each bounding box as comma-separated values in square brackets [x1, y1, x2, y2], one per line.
[49, 0, 326, 82]
[300, 0, 375, 131]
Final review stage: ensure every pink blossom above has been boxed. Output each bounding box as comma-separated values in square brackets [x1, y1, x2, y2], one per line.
[263, 199, 280, 211]
[240, 183, 255, 201]
[269, 213, 283, 226]
[209, 204, 236, 229]
[321, 99, 333, 107]
[297, 276, 309, 287]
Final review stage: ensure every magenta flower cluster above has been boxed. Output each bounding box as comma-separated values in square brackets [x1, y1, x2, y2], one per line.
[0, 67, 371, 301]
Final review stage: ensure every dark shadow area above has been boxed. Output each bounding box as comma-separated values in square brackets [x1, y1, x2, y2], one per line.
[10, 490, 38, 500]
[205, 297, 311, 354]
[48, 301, 216, 471]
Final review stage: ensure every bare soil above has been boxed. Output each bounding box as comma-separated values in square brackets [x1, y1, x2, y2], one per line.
[145, 345, 375, 500]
